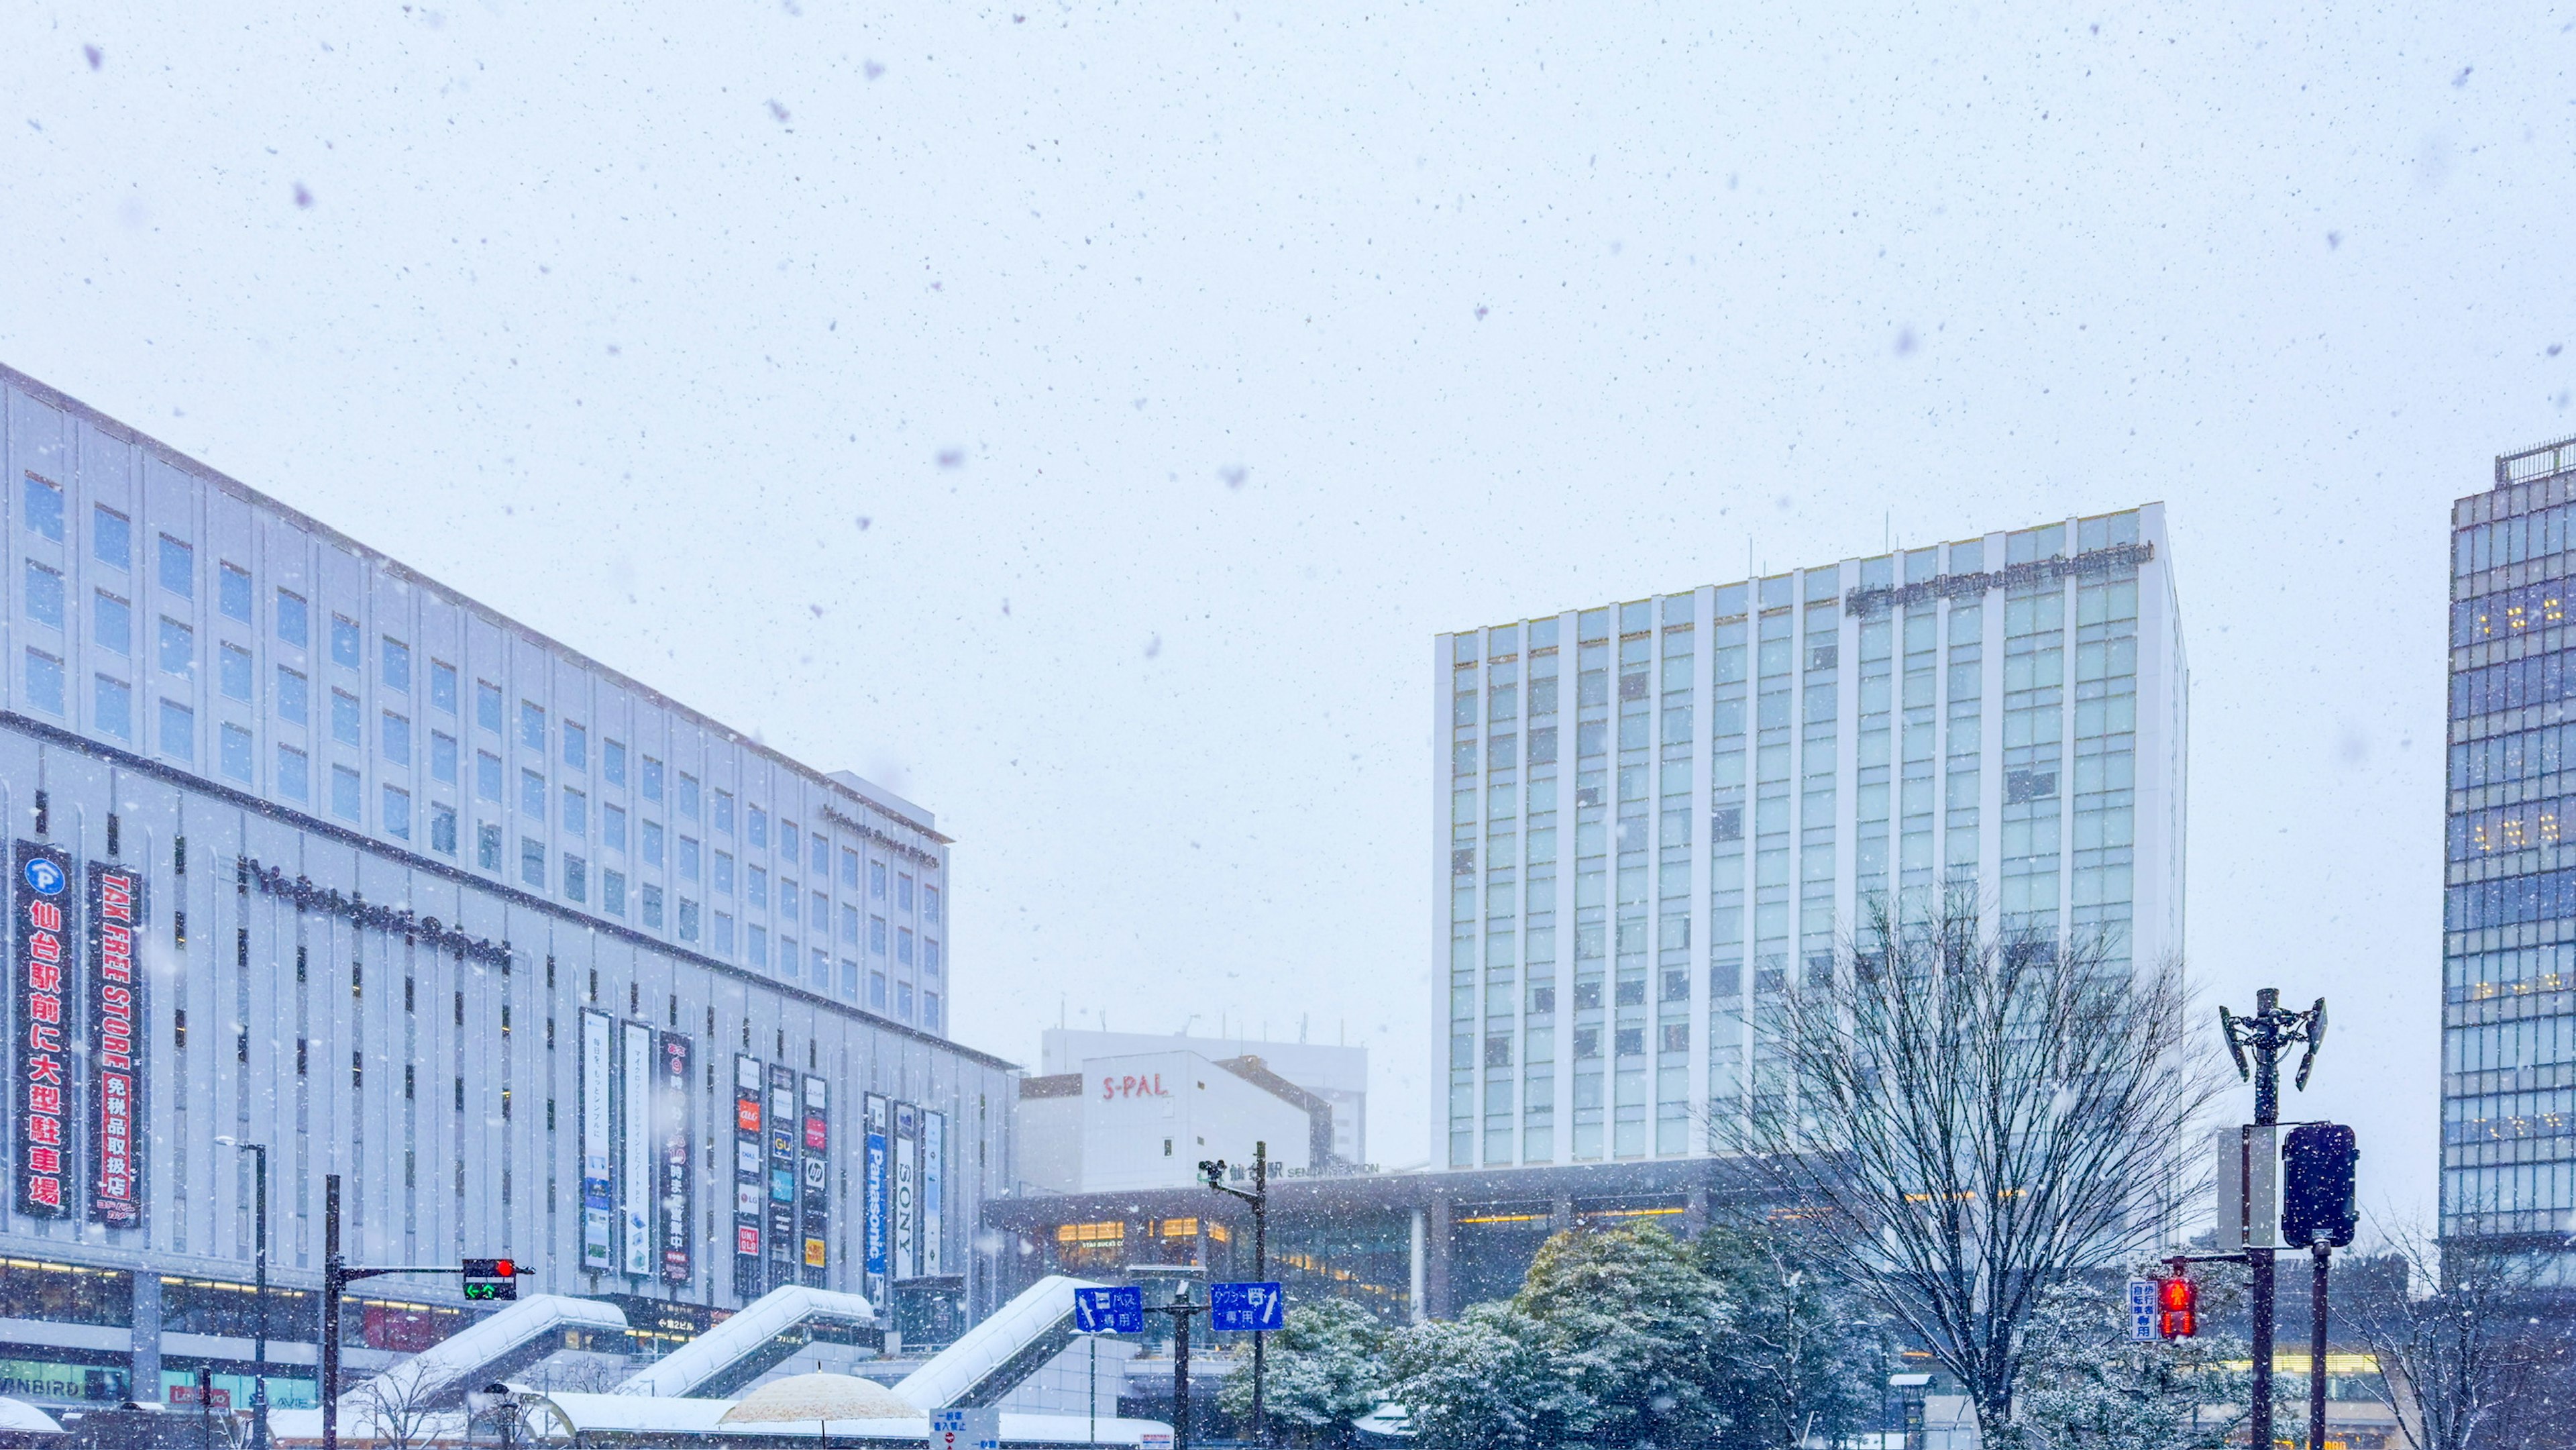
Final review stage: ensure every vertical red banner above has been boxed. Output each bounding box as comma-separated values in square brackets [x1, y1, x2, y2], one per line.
[87, 860, 146, 1227]
[13, 841, 74, 1219]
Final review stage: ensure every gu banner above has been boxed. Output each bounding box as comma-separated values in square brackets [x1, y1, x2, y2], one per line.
[800, 1075, 829, 1286]
[733, 1055, 765, 1298]
[13, 842, 73, 1219]
[86, 861, 145, 1227]
[765, 1062, 800, 1291]
[656, 1031, 694, 1286]
[863, 1092, 890, 1300]
[580, 1011, 614, 1270]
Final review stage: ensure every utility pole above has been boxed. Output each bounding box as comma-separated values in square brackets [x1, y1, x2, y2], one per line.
[1146, 1284, 1208, 1450]
[218, 1139, 270, 1450]
[2218, 988, 2326, 1450]
[2310, 1241, 2330, 1449]
[1197, 1142, 1269, 1445]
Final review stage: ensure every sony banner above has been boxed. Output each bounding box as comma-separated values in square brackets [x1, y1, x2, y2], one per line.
[621, 1021, 655, 1278]
[863, 1092, 890, 1301]
[13, 843, 72, 1219]
[579, 1010, 614, 1271]
[800, 1075, 829, 1286]
[765, 1063, 800, 1291]
[86, 861, 145, 1229]
[656, 1031, 694, 1286]
[921, 1109, 944, 1278]
[894, 1100, 918, 1280]
[733, 1055, 765, 1299]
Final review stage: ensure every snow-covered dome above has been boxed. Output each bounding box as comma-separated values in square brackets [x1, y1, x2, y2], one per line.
[0, 1398, 60, 1435]
[718, 1374, 922, 1426]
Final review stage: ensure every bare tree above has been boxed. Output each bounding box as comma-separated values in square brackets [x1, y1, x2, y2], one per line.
[1703, 889, 2226, 1441]
[2345, 1216, 2575, 1450]
[347, 1358, 451, 1450]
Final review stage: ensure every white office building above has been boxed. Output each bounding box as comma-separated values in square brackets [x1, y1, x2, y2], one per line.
[1038, 1029, 1366, 1166]
[1432, 508, 2187, 1168]
[0, 364, 1016, 1411]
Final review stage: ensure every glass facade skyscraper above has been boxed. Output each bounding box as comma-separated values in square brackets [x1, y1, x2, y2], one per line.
[2444, 437, 2576, 1258]
[1432, 507, 2186, 1169]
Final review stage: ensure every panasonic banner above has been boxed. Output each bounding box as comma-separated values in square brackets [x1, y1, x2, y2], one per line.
[863, 1092, 890, 1300]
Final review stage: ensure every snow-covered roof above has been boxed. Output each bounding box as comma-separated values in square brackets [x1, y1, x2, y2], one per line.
[0, 1399, 60, 1435]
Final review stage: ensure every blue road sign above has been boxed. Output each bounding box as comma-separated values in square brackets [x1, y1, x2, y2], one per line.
[2126, 1280, 2157, 1342]
[1210, 1281, 1285, 1333]
[1073, 1285, 1144, 1334]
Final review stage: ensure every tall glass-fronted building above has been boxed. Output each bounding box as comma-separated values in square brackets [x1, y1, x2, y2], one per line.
[2444, 437, 2576, 1261]
[1432, 508, 2186, 1169]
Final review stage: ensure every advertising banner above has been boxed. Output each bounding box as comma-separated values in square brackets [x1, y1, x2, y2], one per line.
[863, 1092, 889, 1298]
[657, 1031, 694, 1286]
[765, 1063, 800, 1291]
[800, 1074, 830, 1285]
[13, 843, 72, 1219]
[733, 1055, 765, 1298]
[921, 1109, 944, 1278]
[894, 1101, 918, 1280]
[580, 1010, 614, 1270]
[621, 1021, 655, 1278]
[85, 860, 144, 1227]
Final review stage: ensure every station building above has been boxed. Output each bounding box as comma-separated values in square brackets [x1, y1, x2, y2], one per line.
[0, 364, 1017, 1412]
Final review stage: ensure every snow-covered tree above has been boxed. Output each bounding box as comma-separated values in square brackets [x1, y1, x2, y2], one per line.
[1216, 1296, 1391, 1447]
[1697, 1223, 1884, 1449]
[2000, 1276, 2255, 1450]
[1510, 1224, 1733, 1449]
[1383, 1304, 1587, 1450]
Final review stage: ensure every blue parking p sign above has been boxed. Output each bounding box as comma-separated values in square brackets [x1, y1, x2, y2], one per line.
[1074, 1285, 1144, 1334]
[1210, 1281, 1285, 1333]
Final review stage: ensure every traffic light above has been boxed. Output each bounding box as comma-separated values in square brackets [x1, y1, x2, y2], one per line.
[462, 1257, 519, 1301]
[2282, 1122, 2359, 1249]
[2157, 1276, 2198, 1339]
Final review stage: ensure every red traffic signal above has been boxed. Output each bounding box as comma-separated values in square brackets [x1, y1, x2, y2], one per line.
[462, 1257, 519, 1301]
[2156, 1276, 2198, 1339]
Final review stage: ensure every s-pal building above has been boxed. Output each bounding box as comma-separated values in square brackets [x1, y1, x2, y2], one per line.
[0, 364, 1014, 1410]
[1432, 508, 2186, 1169]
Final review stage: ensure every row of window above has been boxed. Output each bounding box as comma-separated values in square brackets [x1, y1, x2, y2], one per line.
[2452, 648, 2576, 721]
[2453, 578, 2573, 648]
[2453, 722, 2576, 792]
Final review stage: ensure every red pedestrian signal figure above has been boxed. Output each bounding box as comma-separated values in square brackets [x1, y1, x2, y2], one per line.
[2157, 1276, 2198, 1339]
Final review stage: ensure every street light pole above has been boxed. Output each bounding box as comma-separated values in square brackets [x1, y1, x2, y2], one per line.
[1197, 1143, 1270, 1445]
[2218, 988, 2326, 1450]
[218, 1139, 270, 1450]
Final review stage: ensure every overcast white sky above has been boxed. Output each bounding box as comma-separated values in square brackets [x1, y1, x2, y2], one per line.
[5, 0, 2572, 1219]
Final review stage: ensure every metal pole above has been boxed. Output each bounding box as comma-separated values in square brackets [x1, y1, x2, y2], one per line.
[321, 1174, 341, 1450]
[2249, 988, 2279, 1450]
[1171, 1288, 1191, 1450]
[199, 1365, 214, 1450]
[1251, 1139, 1267, 1449]
[251, 1145, 270, 1450]
[1089, 1333, 1097, 1447]
[2310, 1243, 2330, 1450]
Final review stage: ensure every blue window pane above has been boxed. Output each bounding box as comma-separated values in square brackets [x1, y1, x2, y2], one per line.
[158, 699, 194, 762]
[643, 821, 664, 867]
[712, 913, 733, 953]
[871, 862, 886, 898]
[811, 890, 827, 930]
[869, 917, 886, 955]
[603, 869, 626, 916]
[642, 756, 663, 801]
[520, 701, 545, 751]
[23, 650, 63, 715]
[24, 562, 62, 628]
[476, 680, 502, 732]
[429, 660, 457, 715]
[331, 690, 360, 746]
[477, 750, 502, 802]
[383, 786, 411, 841]
[813, 948, 831, 990]
[643, 884, 665, 929]
[278, 746, 309, 801]
[521, 768, 545, 819]
[897, 983, 913, 1021]
[331, 766, 361, 821]
[158, 617, 193, 677]
[603, 739, 626, 786]
[564, 854, 587, 903]
[94, 676, 131, 741]
[219, 644, 252, 701]
[924, 993, 940, 1032]
[431, 731, 458, 784]
[329, 615, 360, 669]
[714, 790, 733, 833]
[93, 507, 129, 569]
[157, 535, 193, 597]
[477, 823, 500, 870]
[382, 638, 411, 693]
[841, 848, 859, 889]
[563, 787, 586, 836]
[277, 668, 308, 724]
[924, 939, 941, 977]
[24, 478, 62, 541]
[432, 807, 458, 856]
[219, 724, 252, 782]
[276, 590, 309, 648]
[564, 721, 586, 771]
[868, 972, 886, 1010]
[603, 805, 626, 851]
[747, 925, 768, 969]
[679, 836, 699, 879]
[95, 592, 131, 655]
[898, 928, 913, 966]
[678, 898, 699, 941]
[841, 904, 857, 943]
[840, 959, 859, 998]
[520, 837, 545, 888]
[749, 807, 768, 849]
[676, 773, 698, 817]
[747, 866, 767, 909]
[381, 711, 411, 764]
[218, 563, 250, 623]
[713, 852, 734, 894]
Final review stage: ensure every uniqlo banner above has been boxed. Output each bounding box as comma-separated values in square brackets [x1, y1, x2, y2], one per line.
[13, 843, 73, 1219]
[657, 1031, 694, 1286]
[87, 861, 145, 1227]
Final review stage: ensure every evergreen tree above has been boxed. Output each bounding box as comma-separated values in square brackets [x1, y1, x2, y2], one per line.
[1697, 1223, 1884, 1449]
[1509, 1225, 1733, 1448]
[1216, 1296, 1391, 1447]
[1383, 1304, 1588, 1450]
[2001, 1278, 2255, 1450]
